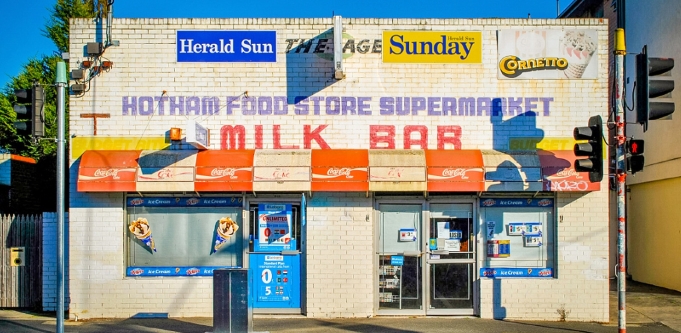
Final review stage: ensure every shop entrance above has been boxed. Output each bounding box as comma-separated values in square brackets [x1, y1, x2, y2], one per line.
[248, 201, 303, 313]
[377, 201, 476, 316]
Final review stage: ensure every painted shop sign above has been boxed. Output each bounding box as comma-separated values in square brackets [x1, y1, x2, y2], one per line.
[217, 124, 464, 150]
[497, 30, 598, 79]
[121, 95, 555, 117]
[177, 30, 277, 62]
[285, 37, 381, 55]
[383, 31, 482, 63]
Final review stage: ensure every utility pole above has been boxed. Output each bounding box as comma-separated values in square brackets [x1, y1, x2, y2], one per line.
[56, 61, 66, 333]
[614, 28, 627, 333]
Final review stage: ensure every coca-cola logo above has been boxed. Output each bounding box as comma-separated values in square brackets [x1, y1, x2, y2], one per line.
[157, 168, 173, 179]
[94, 168, 120, 179]
[551, 168, 581, 179]
[442, 168, 470, 179]
[211, 168, 237, 179]
[186, 268, 200, 276]
[327, 168, 353, 179]
[272, 169, 290, 179]
[387, 167, 402, 178]
[129, 268, 144, 276]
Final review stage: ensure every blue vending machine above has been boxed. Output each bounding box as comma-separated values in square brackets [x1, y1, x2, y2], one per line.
[250, 203, 302, 311]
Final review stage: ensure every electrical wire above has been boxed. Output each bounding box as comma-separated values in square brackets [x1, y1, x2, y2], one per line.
[625, 81, 636, 112]
[195, 91, 249, 123]
[134, 90, 167, 150]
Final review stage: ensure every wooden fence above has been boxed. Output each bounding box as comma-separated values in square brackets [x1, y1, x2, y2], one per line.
[0, 214, 42, 308]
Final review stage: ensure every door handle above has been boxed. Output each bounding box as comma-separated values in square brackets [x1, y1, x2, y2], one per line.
[281, 250, 300, 255]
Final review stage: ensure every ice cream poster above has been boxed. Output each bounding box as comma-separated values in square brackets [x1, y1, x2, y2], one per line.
[256, 203, 293, 251]
[497, 29, 598, 79]
[129, 217, 157, 252]
[213, 216, 239, 253]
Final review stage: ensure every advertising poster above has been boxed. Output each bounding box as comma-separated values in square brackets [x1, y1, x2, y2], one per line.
[256, 203, 293, 251]
[399, 228, 417, 242]
[176, 30, 277, 62]
[480, 267, 553, 278]
[250, 254, 301, 308]
[383, 31, 482, 63]
[497, 29, 598, 79]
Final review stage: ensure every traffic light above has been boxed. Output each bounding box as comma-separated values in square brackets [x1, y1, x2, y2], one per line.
[573, 115, 603, 182]
[626, 139, 645, 174]
[12, 85, 45, 137]
[636, 45, 675, 132]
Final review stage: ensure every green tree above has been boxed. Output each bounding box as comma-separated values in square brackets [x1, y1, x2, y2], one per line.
[45, 0, 98, 53]
[0, 0, 97, 159]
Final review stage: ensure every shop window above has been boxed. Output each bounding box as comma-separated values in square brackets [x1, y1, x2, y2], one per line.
[479, 197, 555, 278]
[126, 196, 244, 277]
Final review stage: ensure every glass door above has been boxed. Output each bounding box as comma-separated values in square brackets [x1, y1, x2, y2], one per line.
[426, 203, 476, 315]
[377, 203, 424, 315]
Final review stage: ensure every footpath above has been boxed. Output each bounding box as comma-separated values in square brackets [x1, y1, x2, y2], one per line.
[1, 279, 679, 333]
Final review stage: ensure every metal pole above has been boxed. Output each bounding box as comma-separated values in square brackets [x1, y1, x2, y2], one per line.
[614, 28, 627, 333]
[56, 61, 67, 333]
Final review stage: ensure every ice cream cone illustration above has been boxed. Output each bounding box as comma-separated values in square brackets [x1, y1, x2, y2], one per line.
[129, 217, 157, 252]
[515, 31, 546, 60]
[213, 217, 239, 253]
[560, 30, 596, 79]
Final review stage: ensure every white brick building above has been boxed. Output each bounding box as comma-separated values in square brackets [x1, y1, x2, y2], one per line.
[67, 17, 609, 321]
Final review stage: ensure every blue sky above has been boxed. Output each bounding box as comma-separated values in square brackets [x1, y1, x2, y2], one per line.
[0, 0, 576, 88]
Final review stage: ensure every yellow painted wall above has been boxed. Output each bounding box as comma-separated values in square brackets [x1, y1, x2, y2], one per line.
[71, 136, 169, 159]
[627, 177, 681, 292]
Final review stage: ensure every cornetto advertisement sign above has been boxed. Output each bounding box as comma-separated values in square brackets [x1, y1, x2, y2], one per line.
[497, 30, 598, 79]
[382, 31, 482, 63]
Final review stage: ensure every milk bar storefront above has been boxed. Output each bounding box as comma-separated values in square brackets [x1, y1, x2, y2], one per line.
[68, 18, 609, 321]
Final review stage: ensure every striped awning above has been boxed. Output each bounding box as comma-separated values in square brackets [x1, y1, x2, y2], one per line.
[77, 149, 600, 193]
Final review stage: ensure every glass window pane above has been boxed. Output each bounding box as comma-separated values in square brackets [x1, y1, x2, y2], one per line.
[127, 206, 243, 268]
[429, 263, 473, 309]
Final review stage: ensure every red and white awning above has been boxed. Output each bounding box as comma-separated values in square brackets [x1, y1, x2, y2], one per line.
[77, 149, 600, 193]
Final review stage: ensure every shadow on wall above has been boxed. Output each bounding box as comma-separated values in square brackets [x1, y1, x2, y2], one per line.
[493, 278, 507, 319]
[488, 97, 571, 191]
[286, 29, 341, 108]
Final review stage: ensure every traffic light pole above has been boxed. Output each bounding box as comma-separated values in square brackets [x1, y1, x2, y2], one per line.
[56, 61, 66, 333]
[614, 28, 627, 333]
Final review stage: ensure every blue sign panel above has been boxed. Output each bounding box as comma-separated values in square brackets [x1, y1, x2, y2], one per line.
[127, 266, 240, 277]
[479, 267, 553, 278]
[127, 197, 242, 207]
[177, 30, 277, 62]
[251, 254, 300, 308]
[480, 198, 554, 208]
[255, 204, 295, 251]
[390, 255, 404, 266]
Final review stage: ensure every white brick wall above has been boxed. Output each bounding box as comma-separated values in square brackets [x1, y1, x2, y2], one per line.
[68, 18, 609, 321]
[306, 193, 373, 318]
[42, 212, 69, 311]
[68, 18, 608, 150]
